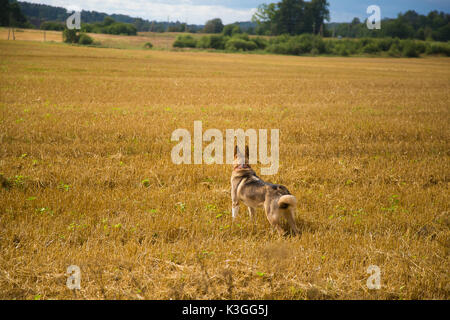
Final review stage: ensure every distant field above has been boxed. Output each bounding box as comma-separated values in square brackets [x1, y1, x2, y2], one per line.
[0, 28, 202, 49]
[0, 39, 448, 300]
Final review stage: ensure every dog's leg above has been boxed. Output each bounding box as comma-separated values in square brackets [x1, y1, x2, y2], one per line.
[231, 179, 240, 221]
[272, 218, 285, 236]
[247, 207, 256, 220]
[264, 202, 285, 236]
[232, 205, 239, 221]
[285, 208, 300, 235]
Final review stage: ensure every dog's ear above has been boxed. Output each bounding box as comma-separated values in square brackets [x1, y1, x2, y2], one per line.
[245, 145, 249, 158]
[234, 145, 239, 158]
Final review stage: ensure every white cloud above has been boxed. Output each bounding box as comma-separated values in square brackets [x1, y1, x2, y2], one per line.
[24, 0, 257, 24]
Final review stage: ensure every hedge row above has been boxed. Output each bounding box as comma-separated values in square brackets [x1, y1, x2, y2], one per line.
[173, 33, 450, 57]
[81, 22, 137, 36]
[173, 34, 267, 51]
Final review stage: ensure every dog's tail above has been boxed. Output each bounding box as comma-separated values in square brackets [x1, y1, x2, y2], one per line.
[278, 195, 297, 209]
[278, 195, 299, 235]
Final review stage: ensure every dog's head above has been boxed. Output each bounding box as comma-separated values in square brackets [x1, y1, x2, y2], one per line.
[233, 145, 251, 170]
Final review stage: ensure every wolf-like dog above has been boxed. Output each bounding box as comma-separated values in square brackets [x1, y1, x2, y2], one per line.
[231, 146, 299, 235]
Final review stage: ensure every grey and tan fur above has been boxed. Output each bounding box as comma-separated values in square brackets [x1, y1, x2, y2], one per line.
[231, 145, 299, 235]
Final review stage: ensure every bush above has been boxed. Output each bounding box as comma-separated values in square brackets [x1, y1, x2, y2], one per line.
[196, 35, 228, 50]
[173, 35, 197, 48]
[251, 37, 268, 50]
[209, 35, 228, 49]
[78, 33, 93, 45]
[402, 41, 419, 57]
[143, 42, 153, 49]
[106, 23, 137, 35]
[63, 29, 79, 44]
[362, 42, 381, 54]
[266, 43, 289, 55]
[196, 36, 210, 49]
[225, 38, 257, 51]
[428, 42, 450, 56]
[312, 36, 326, 54]
[377, 38, 394, 51]
[230, 33, 250, 41]
[335, 44, 350, 56]
[388, 43, 402, 57]
[414, 41, 427, 54]
[266, 34, 327, 56]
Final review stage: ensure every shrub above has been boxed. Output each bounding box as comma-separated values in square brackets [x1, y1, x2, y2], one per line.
[324, 40, 335, 54]
[362, 42, 381, 54]
[225, 38, 257, 51]
[105, 23, 137, 35]
[266, 43, 289, 55]
[402, 41, 419, 57]
[173, 35, 197, 48]
[230, 33, 250, 42]
[209, 35, 228, 49]
[428, 42, 450, 56]
[286, 36, 310, 55]
[196, 36, 210, 49]
[251, 37, 268, 50]
[388, 43, 402, 57]
[311, 48, 319, 55]
[377, 38, 394, 51]
[63, 29, 79, 44]
[195, 35, 228, 49]
[414, 41, 427, 54]
[143, 42, 153, 49]
[78, 33, 93, 45]
[266, 34, 327, 56]
[336, 45, 350, 56]
[312, 36, 326, 54]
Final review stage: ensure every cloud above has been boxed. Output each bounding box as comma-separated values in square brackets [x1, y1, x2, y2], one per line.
[24, 0, 257, 24]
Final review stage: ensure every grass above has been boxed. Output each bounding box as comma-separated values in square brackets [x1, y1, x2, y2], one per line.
[0, 39, 449, 300]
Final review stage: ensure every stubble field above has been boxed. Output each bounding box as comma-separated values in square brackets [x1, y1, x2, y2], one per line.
[0, 39, 449, 300]
[0, 28, 198, 50]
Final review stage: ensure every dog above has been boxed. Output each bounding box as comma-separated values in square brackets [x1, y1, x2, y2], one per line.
[231, 145, 299, 235]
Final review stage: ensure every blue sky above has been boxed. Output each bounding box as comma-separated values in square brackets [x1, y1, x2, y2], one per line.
[26, 0, 450, 24]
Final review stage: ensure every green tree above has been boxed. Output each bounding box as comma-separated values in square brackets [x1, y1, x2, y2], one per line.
[0, 0, 9, 26]
[103, 16, 115, 26]
[309, 0, 330, 34]
[275, 0, 306, 35]
[252, 0, 330, 36]
[252, 3, 277, 35]
[203, 18, 224, 33]
[1, 0, 28, 27]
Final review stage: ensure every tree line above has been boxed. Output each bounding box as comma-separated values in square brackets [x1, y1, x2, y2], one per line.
[331, 10, 449, 42]
[3, 0, 449, 42]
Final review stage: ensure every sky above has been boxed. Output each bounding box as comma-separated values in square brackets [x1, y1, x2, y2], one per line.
[24, 0, 450, 24]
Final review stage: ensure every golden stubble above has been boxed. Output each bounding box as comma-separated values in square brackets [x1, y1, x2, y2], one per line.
[0, 40, 448, 300]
